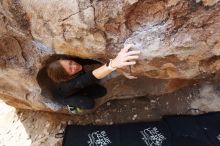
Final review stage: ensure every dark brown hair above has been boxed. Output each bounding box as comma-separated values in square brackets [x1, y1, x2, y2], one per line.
[47, 60, 72, 83]
[45, 55, 102, 83]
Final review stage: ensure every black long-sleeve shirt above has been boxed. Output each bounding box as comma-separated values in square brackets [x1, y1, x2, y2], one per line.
[37, 58, 104, 108]
[52, 70, 100, 99]
[50, 58, 102, 102]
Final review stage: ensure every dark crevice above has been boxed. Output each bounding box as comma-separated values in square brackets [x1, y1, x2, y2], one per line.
[0, 36, 29, 68]
[61, 24, 67, 41]
[8, 0, 31, 35]
[13, 37, 28, 63]
[37, 54, 103, 100]
[59, 5, 93, 22]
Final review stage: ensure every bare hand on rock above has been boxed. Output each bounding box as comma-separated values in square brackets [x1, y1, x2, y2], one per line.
[111, 44, 140, 69]
[122, 72, 138, 79]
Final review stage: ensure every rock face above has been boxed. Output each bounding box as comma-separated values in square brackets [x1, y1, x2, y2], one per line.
[0, 0, 220, 113]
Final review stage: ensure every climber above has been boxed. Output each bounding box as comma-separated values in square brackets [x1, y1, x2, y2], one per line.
[46, 44, 140, 114]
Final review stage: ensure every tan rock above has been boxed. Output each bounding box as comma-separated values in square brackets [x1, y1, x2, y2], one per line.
[202, 0, 220, 6]
[0, 0, 220, 113]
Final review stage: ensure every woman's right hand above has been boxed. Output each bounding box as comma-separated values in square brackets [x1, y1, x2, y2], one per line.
[111, 44, 141, 69]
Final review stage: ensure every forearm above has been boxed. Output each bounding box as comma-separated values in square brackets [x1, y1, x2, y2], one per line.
[92, 64, 113, 79]
[92, 44, 140, 79]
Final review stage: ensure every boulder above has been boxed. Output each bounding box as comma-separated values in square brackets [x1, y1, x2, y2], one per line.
[0, 0, 220, 113]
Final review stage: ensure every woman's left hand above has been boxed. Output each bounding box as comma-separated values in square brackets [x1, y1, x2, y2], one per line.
[122, 72, 138, 79]
[111, 44, 140, 69]
[116, 68, 138, 79]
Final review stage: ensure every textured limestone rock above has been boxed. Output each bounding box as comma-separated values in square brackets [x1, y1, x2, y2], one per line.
[0, 0, 220, 113]
[191, 82, 220, 111]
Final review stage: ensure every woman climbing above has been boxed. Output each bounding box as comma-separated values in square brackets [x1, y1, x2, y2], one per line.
[46, 44, 140, 114]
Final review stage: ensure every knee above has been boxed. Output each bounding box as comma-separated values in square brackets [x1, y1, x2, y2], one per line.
[99, 86, 107, 96]
[79, 99, 95, 109]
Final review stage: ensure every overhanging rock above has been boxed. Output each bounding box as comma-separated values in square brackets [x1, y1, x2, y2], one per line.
[0, 0, 220, 113]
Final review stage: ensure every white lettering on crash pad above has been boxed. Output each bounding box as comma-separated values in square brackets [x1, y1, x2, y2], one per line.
[87, 130, 111, 146]
[217, 134, 220, 141]
[140, 127, 166, 146]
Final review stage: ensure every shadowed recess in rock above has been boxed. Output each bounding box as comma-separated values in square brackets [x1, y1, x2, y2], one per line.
[37, 54, 103, 103]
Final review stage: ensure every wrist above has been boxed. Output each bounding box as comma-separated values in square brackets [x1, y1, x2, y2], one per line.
[106, 59, 117, 71]
[111, 59, 117, 69]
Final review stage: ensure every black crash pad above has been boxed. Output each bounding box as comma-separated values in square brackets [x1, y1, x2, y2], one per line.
[62, 112, 220, 146]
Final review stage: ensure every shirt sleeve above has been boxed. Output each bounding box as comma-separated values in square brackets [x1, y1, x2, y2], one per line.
[58, 71, 100, 97]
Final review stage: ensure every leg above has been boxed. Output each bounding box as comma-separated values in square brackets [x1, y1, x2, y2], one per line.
[79, 84, 107, 99]
[58, 84, 107, 109]
[60, 95, 95, 109]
